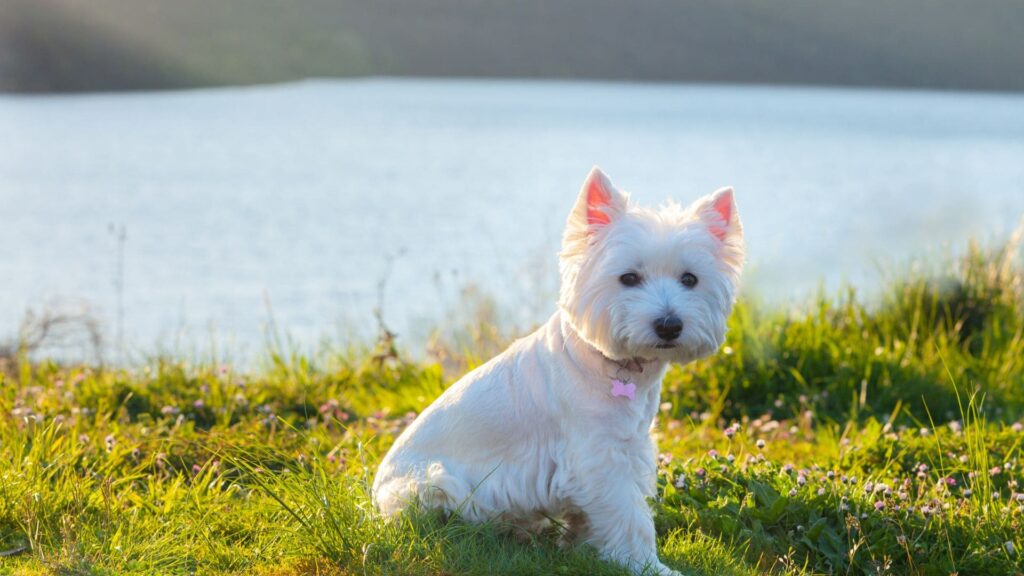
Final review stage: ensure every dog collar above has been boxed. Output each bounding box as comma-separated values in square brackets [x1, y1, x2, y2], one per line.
[616, 357, 646, 373]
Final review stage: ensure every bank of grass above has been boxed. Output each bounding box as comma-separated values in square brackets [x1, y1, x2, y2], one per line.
[1, 235, 1023, 575]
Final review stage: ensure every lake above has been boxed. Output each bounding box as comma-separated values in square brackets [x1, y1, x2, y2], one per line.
[2, 79, 1023, 361]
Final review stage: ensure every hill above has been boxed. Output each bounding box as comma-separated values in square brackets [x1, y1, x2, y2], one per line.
[2, 0, 1023, 93]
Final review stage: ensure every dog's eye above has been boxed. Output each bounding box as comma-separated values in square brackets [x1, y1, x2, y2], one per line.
[680, 272, 698, 288]
[619, 272, 642, 287]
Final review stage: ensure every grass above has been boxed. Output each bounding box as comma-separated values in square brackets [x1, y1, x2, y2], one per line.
[1, 235, 1023, 575]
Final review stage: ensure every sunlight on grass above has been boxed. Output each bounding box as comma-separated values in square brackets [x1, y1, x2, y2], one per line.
[1, 234, 1022, 575]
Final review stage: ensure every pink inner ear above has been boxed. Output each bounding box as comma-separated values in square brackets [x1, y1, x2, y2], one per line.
[586, 176, 613, 227]
[708, 191, 733, 241]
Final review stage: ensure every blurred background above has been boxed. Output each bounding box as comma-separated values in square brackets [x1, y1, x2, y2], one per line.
[2, 0, 1023, 362]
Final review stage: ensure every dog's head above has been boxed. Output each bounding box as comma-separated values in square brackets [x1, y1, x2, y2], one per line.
[559, 167, 745, 365]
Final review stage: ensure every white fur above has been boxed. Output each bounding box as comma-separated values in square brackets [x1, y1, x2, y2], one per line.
[373, 167, 744, 575]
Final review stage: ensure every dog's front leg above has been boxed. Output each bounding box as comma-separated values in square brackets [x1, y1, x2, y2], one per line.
[578, 485, 678, 576]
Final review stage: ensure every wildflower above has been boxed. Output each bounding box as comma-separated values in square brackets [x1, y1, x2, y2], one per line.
[104, 434, 116, 452]
[695, 467, 706, 479]
[708, 449, 719, 460]
[1016, 493, 1024, 503]
[991, 466, 1003, 476]
[782, 463, 794, 473]
[726, 453, 735, 464]
[797, 475, 807, 486]
[1013, 422, 1023, 433]
[963, 489, 973, 498]
[756, 439, 766, 450]
[919, 427, 931, 437]
[674, 475, 687, 489]
[865, 481, 874, 493]
[193, 399, 205, 409]
[161, 405, 180, 416]
[788, 488, 797, 497]
[724, 424, 738, 439]
[817, 487, 826, 496]
[827, 470, 835, 480]
[948, 421, 962, 434]
[1007, 541, 1017, 556]
[192, 464, 202, 475]
[874, 501, 885, 511]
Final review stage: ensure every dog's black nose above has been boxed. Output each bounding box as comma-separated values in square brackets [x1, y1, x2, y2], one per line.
[654, 315, 683, 341]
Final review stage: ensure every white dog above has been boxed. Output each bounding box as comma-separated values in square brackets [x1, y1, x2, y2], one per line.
[373, 167, 744, 575]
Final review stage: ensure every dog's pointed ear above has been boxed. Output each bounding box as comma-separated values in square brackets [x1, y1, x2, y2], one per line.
[693, 186, 742, 243]
[567, 167, 628, 235]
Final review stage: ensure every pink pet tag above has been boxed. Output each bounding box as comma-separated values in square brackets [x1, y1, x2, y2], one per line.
[610, 379, 636, 400]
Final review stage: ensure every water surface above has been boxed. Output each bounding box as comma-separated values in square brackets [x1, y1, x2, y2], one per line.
[2, 79, 1023, 359]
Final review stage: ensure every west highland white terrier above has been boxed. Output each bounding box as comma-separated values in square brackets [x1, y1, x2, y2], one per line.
[373, 167, 744, 575]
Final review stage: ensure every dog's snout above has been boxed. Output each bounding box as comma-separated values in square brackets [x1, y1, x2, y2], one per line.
[653, 315, 683, 341]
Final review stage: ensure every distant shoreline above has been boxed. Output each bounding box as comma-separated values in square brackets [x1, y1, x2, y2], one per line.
[8, 76, 1024, 99]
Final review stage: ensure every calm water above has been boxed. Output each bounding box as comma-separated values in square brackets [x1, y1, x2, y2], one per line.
[2, 79, 1024, 359]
